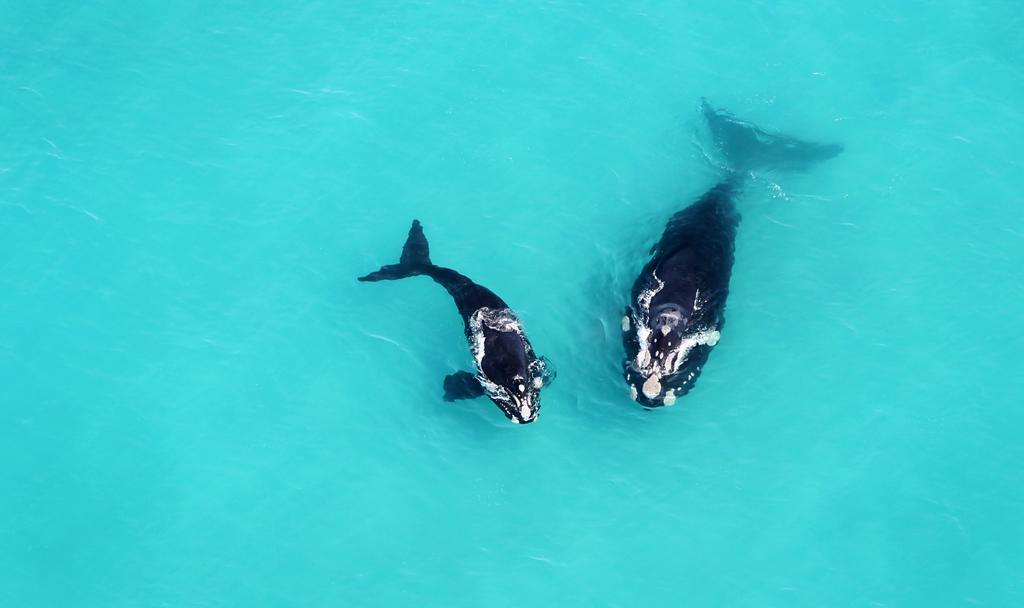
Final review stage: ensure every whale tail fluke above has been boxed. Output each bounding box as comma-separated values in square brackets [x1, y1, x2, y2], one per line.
[358, 219, 434, 282]
[702, 98, 843, 173]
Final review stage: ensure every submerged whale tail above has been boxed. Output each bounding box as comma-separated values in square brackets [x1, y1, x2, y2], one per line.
[358, 219, 433, 282]
[702, 98, 843, 173]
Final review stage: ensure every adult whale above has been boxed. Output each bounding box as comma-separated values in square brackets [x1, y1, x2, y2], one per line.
[359, 220, 554, 423]
[622, 100, 843, 407]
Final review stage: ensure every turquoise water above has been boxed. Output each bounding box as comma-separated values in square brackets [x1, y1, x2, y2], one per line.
[3, 1, 1023, 606]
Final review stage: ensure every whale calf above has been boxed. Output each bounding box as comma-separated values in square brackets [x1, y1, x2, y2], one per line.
[359, 220, 553, 423]
[622, 101, 843, 407]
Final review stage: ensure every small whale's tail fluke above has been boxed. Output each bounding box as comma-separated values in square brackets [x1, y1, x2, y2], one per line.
[358, 219, 433, 282]
[702, 98, 843, 173]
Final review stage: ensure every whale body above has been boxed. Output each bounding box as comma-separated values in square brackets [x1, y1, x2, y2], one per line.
[359, 221, 553, 424]
[622, 101, 843, 407]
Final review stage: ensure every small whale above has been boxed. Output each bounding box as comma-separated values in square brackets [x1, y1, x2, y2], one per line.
[359, 220, 554, 424]
[622, 100, 843, 407]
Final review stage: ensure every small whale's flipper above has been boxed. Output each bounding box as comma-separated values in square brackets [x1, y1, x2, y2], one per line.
[443, 371, 485, 401]
[358, 220, 433, 282]
[702, 99, 843, 172]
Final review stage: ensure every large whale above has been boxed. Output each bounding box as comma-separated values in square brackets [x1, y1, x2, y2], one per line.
[359, 220, 554, 424]
[622, 100, 843, 407]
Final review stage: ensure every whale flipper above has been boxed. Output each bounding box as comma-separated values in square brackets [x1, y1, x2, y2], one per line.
[443, 371, 485, 401]
[358, 220, 433, 282]
[702, 99, 843, 172]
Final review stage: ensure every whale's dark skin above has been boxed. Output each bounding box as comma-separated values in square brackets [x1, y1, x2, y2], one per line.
[622, 101, 842, 407]
[622, 179, 738, 406]
[359, 220, 553, 424]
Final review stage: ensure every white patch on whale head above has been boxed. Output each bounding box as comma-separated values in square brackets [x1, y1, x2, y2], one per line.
[532, 377, 543, 389]
[517, 384, 525, 393]
[622, 316, 630, 331]
[642, 375, 662, 400]
[706, 330, 720, 347]
[637, 272, 665, 312]
[520, 404, 532, 421]
[636, 348, 650, 369]
[663, 389, 677, 406]
[660, 324, 671, 336]
[629, 385, 638, 401]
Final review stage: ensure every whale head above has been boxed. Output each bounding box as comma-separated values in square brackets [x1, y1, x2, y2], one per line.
[470, 308, 554, 425]
[481, 355, 553, 424]
[488, 374, 541, 424]
[622, 303, 719, 408]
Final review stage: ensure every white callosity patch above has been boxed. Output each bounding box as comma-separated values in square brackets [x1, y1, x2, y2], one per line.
[621, 315, 630, 332]
[642, 375, 662, 400]
[636, 347, 651, 370]
[629, 385, 638, 401]
[663, 389, 677, 406]
[636, 272, 664, 312]
[532, 376, 543, 389]
[661, 328, 719, 375]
